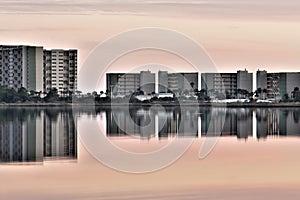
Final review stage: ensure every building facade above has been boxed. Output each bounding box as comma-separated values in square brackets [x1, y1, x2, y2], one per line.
[106, 71, 155, 97]
[0, 45, 43, 92]
[256, 70, 300, 99]
[106, 73, 140, 96]
[0, 46, 78, 95]
[158, 71, 198, 94]
[140, 71, 155, 95]
[43, 49, 77, 95]
[201, 70, 253, 98]
[237, 70, 253, 93]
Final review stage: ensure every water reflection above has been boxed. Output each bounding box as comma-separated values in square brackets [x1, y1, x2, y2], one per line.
[256, 108, 300, 138]
[106, 107, 200, 139]
[0, 107, 299, 164]
[104, 107, 300, 140]
[0, 108, 77, 164]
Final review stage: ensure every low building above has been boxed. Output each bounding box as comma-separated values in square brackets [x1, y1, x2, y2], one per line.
[158, 71, 198, 95]
[201, 70, 253, 99]
[106, 71, 155, 97]
[256, 70, 300, 99]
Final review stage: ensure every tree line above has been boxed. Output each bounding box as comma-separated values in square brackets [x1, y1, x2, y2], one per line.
[0, 85, 299, 103]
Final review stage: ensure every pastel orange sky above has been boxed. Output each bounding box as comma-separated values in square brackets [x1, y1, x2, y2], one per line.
[0, 0, 299, 90]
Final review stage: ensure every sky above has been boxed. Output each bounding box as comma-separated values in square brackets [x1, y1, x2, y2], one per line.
[0, 0, 299, 90]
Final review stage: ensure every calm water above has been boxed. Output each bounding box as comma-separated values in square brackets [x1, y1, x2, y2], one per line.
[0, 106, 299, 164]
[1, 107, 300, 199]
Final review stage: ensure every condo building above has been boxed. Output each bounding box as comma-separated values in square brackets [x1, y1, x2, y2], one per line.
[256, 70, 300, 99]
[43, 49, 78, 95]
[201, 70, 253, 98]
[106, 70, 155, 96]
[0, 45, 43, 92]
[158, 71, 198, 94]
[0, 45, 78, 96]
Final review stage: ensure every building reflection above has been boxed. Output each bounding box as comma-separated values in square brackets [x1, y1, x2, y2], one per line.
[106, 107, 300, 140]
[106, 107, 254, 139]
[201, 108, 253, 139]
[0, 108, 77, 164]
[43, 109, 77, 160]
[0, 107, 299, 164]
[256, 108, 300, 138]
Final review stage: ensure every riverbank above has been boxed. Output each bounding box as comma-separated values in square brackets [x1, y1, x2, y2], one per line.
[0, 102, 300, 107]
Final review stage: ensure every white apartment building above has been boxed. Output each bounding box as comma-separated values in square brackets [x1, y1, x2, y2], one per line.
[43, 49, 77, 95]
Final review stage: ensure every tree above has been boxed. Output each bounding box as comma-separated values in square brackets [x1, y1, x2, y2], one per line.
[92, 91, 98, 97]
[293, 87, 300, 102]
[215, 91, 225, 100]
[44, 88, 59, 102]
[225, 90, 231, 99]
[236, 89, 242, 99]
[282, 93, 289, 102]
[17, 87, 29, 102]
[257, 88, 262, 94]
[29, 90, 36, 97]
[197, 89, 207, 101]
[75, 90, 82, 97]
[105, 90, 110, 97]
[99, 91, 104, 97]
[255, 88, 262, 99]
[190, 82, 195, 90]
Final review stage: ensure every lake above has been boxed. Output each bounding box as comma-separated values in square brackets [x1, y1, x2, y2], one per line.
[0, 106, 300, 199]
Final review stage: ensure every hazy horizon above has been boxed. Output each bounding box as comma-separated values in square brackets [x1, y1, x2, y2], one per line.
[1, 0, 299, 91]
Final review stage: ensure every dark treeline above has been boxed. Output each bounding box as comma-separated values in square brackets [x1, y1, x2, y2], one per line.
[0, 86, 67, 103]
[0, 86, 300, 104]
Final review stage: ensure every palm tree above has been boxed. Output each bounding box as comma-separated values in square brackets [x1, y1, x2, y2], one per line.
[190, 82, 195, 89]
[237, 89, 242, 99]
[105, 90, 110, 96]
[100, 91, 104, 97]
[262, 88, 267, 100]
[292, 87, 300, 101]
[92, 91, 98, 98]
[255, 88, 262, 99]
[76, 90, 82, 97]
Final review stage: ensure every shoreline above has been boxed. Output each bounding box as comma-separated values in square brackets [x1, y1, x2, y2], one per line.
[0, 102, 300, 108]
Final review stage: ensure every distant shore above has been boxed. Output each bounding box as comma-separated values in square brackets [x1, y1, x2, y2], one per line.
[0, 102, 300, 108]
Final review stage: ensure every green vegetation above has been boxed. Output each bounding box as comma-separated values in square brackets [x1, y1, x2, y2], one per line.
[0, 86, 70, 103]
[0, 85, 300, 104]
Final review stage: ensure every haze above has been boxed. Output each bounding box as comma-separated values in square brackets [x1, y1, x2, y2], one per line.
[0, 0, 299, 90]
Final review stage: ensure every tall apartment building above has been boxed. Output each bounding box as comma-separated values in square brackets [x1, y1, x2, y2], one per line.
[201, 70, 253, 98]
[43, 49, 77, 95]
[0, 45, 43, 92]
[158, 71, 198, 94]
[256, 70, 300, 99]
[106, 71, 155, 96]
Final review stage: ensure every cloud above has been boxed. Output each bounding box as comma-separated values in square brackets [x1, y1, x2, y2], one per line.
[0, 0, 299, 19]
